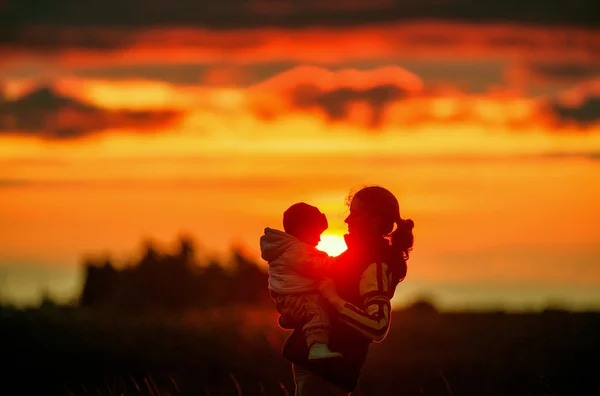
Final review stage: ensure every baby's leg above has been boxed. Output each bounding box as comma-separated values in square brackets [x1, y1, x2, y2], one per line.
[273, 294, 302, 328]
[300, 293, 331, 346]
[301, 293, 342, 360]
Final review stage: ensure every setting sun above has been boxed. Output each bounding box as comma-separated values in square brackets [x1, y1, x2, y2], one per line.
[316, 234, 348, 257]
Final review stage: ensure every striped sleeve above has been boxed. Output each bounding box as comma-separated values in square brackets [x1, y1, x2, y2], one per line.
[337, 262, 392, 342]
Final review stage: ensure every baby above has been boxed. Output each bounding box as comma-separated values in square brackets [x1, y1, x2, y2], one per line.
[260, 202, 342, 360]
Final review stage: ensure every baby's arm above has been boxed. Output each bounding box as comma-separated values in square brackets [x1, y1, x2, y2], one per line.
[305, 249, 337, 275]
[286, 244, 337, 278]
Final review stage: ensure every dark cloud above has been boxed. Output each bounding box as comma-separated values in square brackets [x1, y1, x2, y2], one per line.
[549, 96, 600, 126]
[0, 87, 180, 139]
[527, 62, 600, 83]
[541, 151, 600, 161]
[290, 84, 407, 128]
[0, 179, 31, 188]
[1, 0, 598, 31]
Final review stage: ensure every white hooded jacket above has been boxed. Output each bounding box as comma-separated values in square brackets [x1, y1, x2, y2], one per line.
[260, 227, 334, 295]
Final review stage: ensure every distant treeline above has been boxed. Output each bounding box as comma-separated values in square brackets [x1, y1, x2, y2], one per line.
[80, 237, 270, 311]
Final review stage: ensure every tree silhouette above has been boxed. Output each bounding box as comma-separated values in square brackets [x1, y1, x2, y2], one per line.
[79, 236, 269, 312]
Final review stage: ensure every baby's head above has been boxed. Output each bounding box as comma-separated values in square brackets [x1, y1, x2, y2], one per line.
[283, 202, 328, 246]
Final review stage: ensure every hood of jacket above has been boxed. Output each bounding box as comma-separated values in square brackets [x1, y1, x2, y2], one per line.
[259, 227, 300, 262]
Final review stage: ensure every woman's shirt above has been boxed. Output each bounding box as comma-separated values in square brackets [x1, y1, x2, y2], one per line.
[336, 261, 394, 342]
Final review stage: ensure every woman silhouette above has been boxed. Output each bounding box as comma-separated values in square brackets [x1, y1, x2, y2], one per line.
[282, 186, 415, 395]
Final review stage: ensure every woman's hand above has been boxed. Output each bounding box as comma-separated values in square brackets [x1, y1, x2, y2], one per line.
[319, 278, 346, 312]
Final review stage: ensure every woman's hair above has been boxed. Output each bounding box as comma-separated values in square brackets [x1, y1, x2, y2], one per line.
[348, 186, 415, 264]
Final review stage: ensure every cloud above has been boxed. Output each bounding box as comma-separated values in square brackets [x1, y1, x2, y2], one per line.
[548, 96, 600, 126]
[52, 78, 196, 111]
[254, 65, 424, 92]
[2, 66, 598, 138]
[1, 0, 598, 31]
[0, 86, 180, 139]
[541, 151, 600, 161]
[290, 84, 407, 128]
[0, 179, 31, 188]
[250, 66, 422, 128]
[537, 78, 600, 127]
[246, 66, 550, 129]
[1, 23, 599, 70]
[529, 62, 600, 82]
[509, 62, 600, 87]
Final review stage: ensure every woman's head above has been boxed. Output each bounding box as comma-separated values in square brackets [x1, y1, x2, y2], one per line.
[345, 186, 414, 261]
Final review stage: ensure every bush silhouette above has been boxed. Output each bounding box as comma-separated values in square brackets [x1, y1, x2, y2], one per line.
[80, 236, 270, 312]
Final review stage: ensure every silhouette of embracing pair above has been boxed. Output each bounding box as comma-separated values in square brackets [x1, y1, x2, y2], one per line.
[260, 186, 414, 395]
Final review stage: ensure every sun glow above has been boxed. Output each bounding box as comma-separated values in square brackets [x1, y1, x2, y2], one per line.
[316, 234, 348, 257]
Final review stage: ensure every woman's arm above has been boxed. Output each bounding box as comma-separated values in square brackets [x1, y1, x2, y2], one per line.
[320, 262, 393, 342]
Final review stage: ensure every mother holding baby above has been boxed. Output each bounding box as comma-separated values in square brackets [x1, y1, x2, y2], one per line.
[262, 186, 415, 395]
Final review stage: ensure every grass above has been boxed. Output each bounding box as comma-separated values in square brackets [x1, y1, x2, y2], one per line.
[1, 305, 599, 395]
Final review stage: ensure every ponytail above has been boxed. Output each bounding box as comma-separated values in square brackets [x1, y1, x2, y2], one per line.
[389, 218, 414, 282]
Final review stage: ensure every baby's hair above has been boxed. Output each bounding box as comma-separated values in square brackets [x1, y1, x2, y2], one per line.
[283, 202, 328, 238]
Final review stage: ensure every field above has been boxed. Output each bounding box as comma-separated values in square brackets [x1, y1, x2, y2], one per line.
[1, 304, 598, 396]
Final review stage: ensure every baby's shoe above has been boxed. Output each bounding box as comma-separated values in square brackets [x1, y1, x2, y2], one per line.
[308, 343, 343, 360]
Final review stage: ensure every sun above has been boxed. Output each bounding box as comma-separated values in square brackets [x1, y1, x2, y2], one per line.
[316, 234, 348, 257]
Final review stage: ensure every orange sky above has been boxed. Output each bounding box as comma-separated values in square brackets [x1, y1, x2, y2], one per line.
[1, 18, 599, 309]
